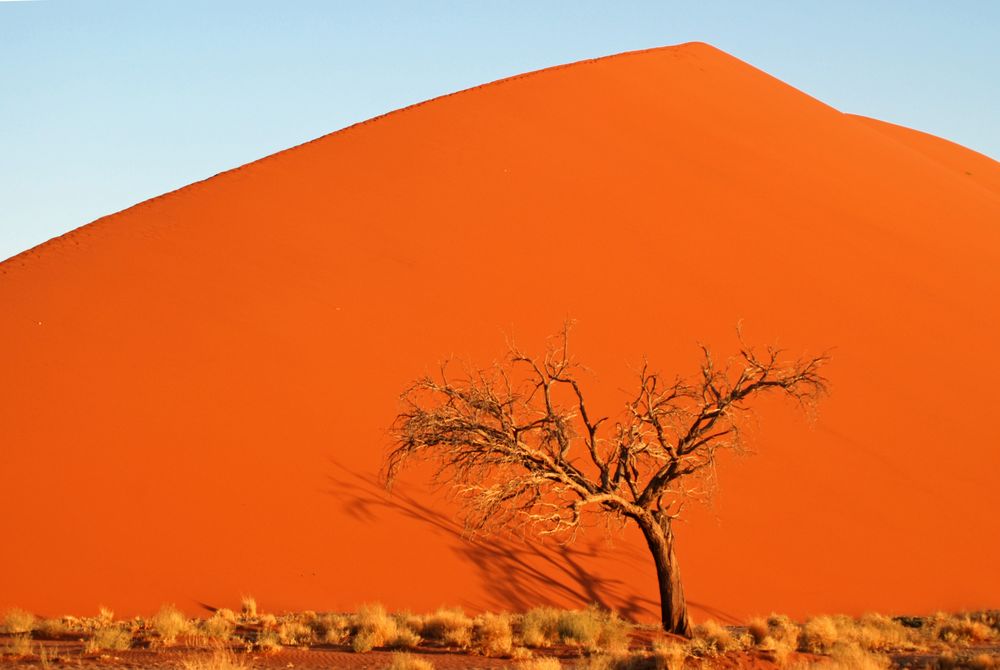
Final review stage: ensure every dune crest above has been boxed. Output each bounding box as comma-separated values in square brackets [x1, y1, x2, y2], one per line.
[2, 42, 998, 620]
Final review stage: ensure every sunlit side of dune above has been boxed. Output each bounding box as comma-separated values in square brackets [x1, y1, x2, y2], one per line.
[1, 42, 998, 621]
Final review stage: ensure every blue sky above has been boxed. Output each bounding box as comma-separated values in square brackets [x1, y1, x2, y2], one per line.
[2, 1, 998, 262]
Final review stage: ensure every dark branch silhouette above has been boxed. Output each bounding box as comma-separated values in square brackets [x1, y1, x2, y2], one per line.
[386, 323, 828, 636]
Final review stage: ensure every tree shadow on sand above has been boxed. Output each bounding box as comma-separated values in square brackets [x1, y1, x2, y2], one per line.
[324, 461, 741, 624]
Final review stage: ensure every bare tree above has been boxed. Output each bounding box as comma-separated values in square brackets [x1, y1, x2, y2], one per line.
[385, 324, 828, 636]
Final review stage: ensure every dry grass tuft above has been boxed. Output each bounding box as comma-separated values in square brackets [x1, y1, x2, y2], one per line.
[690, 620, 742, 655]
[563, 607, 630, 652]
[240, 596, 257, 620]
[277, 619, 313, 646]
[517, 656, 563, 670]
[517, 606, 628, 650]
[933, 613, 998, 645]
[2, 608, 36, 634]
[519, 607, 562, 648]
[351, 603, 399, 653]
[388, 627, 422, 650]
[181, 650, 252, 670]
[1, 634, 33, 658]
[313, 612, 351, 644]
[420, 607, 472, 648]
[386, 652, 435, 670]
[578, 652, 651, 670]
[84, 625, 132, 653]
[472, 612, 513, 657]
[651, 638, 688, 670]
[799, 616, 840, 654]
[97, 607, 115, 626]
[200, 612, 235, 642]
[256, 629, 282, 653]
[37, 617, 68, 639]
[963, 654, 1000, 670]
[152, 604, 191, 646]
[828, 641, 891, 670]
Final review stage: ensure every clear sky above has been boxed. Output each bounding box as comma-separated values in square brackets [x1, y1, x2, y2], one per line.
[2, 1, 998, 262]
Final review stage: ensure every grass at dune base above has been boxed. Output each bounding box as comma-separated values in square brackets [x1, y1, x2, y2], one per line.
[0, 604, 998, 668]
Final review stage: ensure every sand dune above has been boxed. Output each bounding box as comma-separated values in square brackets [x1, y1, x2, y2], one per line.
[2, 42, 998, 622]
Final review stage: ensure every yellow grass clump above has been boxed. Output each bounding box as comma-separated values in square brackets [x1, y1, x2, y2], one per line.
[257, 629, 282, 653]
[152, 604, 191, 645]
[313, 612, 351, 644]
[277, 619, 314, 646]
[517, 656, 562, 670]
[240, 596, 257, 620]
[519, 607, 562, 647]
[652, 638, 688, 670]
[420, 607, 472, 648]
[36, 617, 68, 639]
[97, 606, 115, 626]
[791, 641, 891, 670]
[2, 608, 36, 634]
[386, 652, 435, 670]
[933, 612, 998, 645]
[352, 603, 399, 653]
[388, 627, 422, 650]
[181, 650, 251, 670]
[84, 625, 132, 653]
[472, 612, 514, 657]
[1, 634, 33, 658]
[199, 612, 235, 642]
[690, 620, 743, 655]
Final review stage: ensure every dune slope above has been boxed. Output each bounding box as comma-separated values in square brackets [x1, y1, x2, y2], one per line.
[2, 42, 998, 622]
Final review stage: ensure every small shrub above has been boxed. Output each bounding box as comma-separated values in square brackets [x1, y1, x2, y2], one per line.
[517, 656, 562, 670]
[519, 608, 561, 648]
[2, 608, 35, 634]
[37, 618, 68, 639]
[420, 607, 471, 648]
[313, 613, 351, 644]
[387, 652, 435, 670]
[472, 612, 513, 657]
[966, 654, 999, 670]
[852, 612, 916, 651]
[181, 650, 251, 670]
[559, 607, 630, 652]
[351, 603, 398, 652]
[826, 641, 891, 670]
[1, 634, 33, 657]
[511, 646, 534, 660]
[353, 630, 379, 653]
[934, 613, 996, 644]
[388, 627, 422, 650]
[84, 626, 132, 653]
[257, 629, 282, 653]
[652, 638, 688, 670]
[756, 634, 795, 667]
[748, 617, 769, 645]
[152, 604, 190, 645]
[240, 596, 257, 620]
[800, 616, 840, 653]
[201, 613, 235, 641]
[691, 620, 740, 655]
[766, 613, 801, 649]
[97, 607, 115, 626]
[278, 619, 313, 645]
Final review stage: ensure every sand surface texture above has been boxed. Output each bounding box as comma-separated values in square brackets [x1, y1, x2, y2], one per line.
[2, 42, 998, 622]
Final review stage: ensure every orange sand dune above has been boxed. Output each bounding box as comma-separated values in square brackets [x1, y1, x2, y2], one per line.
[2, 43, 998, 622]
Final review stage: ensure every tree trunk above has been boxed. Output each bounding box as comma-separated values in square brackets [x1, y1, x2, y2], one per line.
[636, 512, 692, 636]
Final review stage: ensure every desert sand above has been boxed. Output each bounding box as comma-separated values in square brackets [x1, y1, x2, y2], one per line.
[1, 42, 998, 623]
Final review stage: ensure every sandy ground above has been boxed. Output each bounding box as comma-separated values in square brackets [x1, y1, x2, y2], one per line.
[2, 41, 1000, 620]
[0, 639, 811, 670]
